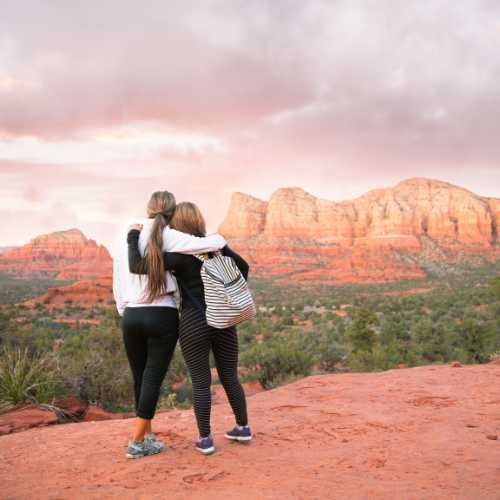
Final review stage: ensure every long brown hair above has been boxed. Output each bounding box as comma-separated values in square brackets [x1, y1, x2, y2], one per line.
[142, 191, 176, 302]
[170, 202, 207, 237]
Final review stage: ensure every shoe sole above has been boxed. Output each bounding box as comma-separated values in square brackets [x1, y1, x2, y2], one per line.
[126, 449, 162, 459]
[196, 446, 215, 455]
[224, 434, 252, 442]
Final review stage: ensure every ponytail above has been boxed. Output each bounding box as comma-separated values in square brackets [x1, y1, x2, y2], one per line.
[141, 191, 176, 303]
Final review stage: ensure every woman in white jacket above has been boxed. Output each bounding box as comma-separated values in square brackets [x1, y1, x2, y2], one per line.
[112, 191, 226, 459]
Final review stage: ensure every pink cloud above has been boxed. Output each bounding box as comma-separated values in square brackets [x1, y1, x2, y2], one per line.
[0, 1, 499, 249]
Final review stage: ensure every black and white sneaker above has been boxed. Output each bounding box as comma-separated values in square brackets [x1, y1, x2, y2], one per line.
[195, 435, 215, 455]
[224, 425, 252, 442]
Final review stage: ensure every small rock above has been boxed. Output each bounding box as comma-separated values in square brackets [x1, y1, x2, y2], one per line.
[53, 396, 88, 419]
[83, 405, 114, 422]
[486, 434, 498, 440]
[397, 364, 406, 369]
[451, 361, 462, 368]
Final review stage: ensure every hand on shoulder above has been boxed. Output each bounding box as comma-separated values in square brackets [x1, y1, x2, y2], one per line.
[128, 224, 143, 232]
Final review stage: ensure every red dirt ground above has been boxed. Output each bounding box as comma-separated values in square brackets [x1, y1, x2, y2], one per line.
[1, 362, 499, 499]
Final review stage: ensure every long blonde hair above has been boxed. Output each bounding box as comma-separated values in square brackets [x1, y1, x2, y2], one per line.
[142, 191, 176, 302]
[170, 202, 207, 237]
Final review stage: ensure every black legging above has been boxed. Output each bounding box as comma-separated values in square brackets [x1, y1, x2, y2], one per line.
[122, 306, 179, 420]
[179, 306, 248, 437]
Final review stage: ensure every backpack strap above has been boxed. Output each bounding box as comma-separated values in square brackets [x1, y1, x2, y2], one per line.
[194, 251, 222, 262]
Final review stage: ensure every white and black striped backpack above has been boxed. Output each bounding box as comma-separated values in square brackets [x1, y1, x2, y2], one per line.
[193, 253, 256, 329]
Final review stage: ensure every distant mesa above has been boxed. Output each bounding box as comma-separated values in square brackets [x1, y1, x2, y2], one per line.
[219, 178, 500, 283]
[0, 228, 112, 280]
[1, 178, 499, 288]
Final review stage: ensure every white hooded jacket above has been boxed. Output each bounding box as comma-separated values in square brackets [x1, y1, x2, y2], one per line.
[112, 218, 226, 315]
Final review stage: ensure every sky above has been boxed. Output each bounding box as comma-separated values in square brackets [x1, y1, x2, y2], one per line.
[1, 0, 499, 249]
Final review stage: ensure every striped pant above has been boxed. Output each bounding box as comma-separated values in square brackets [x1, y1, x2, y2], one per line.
[179, 306, 248, 437]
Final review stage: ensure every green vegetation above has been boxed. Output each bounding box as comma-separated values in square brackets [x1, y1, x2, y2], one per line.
[240, 332, 314, 388]
[0, 273, 72, 304]
[0, 346, 60, 406]
[0, 262, 498, 412]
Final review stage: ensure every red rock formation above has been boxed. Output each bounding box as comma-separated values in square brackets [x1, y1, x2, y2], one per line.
[24, 277, 113, 310]
[83, 405, 132, 422]
[0, 401, 132, 436]
[1, 362, 499, 498]
[220, 178, 499, 283]
[0, 228, 112, 280]
[0, 405, 58, 435]
[219, 192, 268, 238]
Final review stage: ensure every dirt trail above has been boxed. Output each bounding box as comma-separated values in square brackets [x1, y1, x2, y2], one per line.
[1, 363, 499, 499]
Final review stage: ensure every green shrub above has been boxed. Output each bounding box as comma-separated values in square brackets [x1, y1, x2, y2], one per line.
[348, 350, 376, 372]
[451, 319, 491, 363]
[489, 276, 500, 300]
[310, 326, 347, 372]
[57, 325, 133, 410]
[0, 346, 60, 405]
[240, 334, 314, 388]
[347, 308, 378, 353]
[411, 318, 449, 363]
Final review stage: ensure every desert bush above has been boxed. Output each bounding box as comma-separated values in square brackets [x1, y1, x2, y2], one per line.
[411, 318, 449, 363]
[489, 276, 500, 300]
[57, 325, 133, 410]
[348, 349, 376, 372]
[451, 319, 491, 363]
[240, 333, 314, 388]
[308, 326, 347, 372]
[0, 346, 60, 405]
[347, 308, 378, 353]
[157, 392, 178, 410]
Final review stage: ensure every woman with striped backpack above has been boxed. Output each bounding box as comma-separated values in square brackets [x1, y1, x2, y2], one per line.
[127, 202, 254, 455]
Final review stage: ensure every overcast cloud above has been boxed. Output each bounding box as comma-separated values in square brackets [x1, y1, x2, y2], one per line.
[0, 0, 499, 248]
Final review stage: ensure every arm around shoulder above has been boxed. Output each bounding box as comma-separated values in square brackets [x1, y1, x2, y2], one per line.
[127, 229, 145, 274]
[166, 228, 226, 254]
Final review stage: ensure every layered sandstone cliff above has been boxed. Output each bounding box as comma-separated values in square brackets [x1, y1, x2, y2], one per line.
[0, 228, 112, 280]
[219, 178, 499, 282]
[1, 179, 497, 286]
